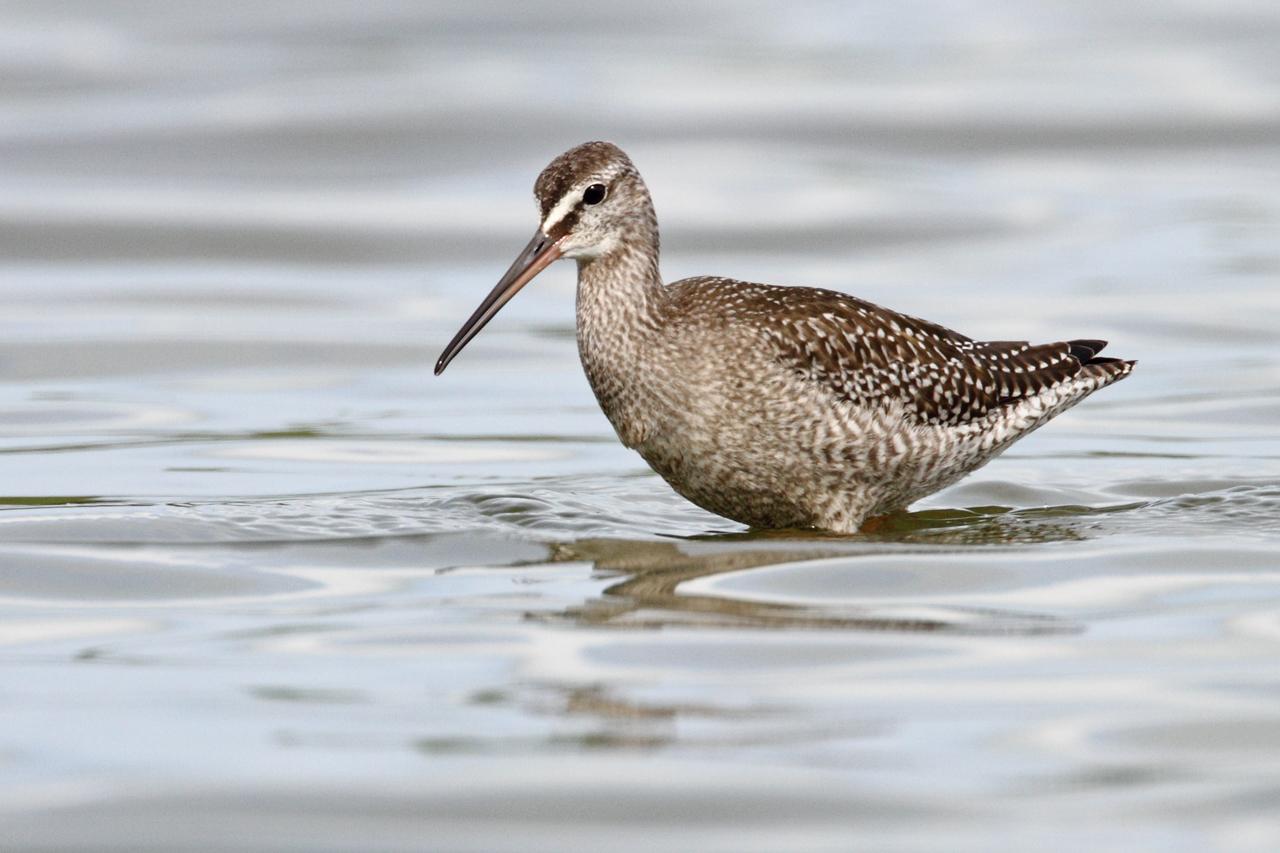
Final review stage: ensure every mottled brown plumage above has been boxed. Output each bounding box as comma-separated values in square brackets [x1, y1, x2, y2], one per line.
[671, 280, 1123, 426]
[436, 141, 1135, 532]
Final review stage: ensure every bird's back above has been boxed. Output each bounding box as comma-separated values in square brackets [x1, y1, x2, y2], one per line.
[662, 275, 1134, 430]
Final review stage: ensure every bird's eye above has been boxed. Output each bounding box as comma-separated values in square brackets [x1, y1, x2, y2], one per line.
[582, 184, 607, 205]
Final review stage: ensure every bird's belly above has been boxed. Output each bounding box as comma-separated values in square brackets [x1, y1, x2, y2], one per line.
[634, 414, 880, 531]
[592, 349, 996, 532]
[629, 380, 991, 531]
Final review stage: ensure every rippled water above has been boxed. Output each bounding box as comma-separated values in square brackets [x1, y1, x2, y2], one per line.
[2, 2, 1279, 850]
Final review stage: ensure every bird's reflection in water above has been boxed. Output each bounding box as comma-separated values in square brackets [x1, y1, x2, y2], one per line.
[533, 503, 1110, 634]
[857, 502, 1122, 545]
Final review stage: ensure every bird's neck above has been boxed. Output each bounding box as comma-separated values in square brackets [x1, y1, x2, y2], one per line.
[575, 235, 665, 341]
[574, 236, 667, 447]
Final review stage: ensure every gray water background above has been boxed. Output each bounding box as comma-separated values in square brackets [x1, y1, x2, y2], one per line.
[1, 1, 1279, 850]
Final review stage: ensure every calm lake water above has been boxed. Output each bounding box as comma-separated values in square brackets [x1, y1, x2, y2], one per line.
[2, 1, 1279, 850]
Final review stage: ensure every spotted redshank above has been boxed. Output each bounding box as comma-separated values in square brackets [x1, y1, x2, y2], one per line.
[435, 142, 1134, 533]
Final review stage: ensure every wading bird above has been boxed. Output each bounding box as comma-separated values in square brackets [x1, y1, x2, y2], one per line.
[435, 142, 1133, 533]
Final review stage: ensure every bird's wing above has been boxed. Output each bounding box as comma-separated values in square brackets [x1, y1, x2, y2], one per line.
[730, 284, 1109, 427]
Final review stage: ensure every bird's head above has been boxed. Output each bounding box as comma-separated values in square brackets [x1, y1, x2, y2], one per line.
[435, 141, 655, 375]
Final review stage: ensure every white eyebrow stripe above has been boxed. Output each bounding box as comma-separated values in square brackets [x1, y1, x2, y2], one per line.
[540, 189, 583, 234]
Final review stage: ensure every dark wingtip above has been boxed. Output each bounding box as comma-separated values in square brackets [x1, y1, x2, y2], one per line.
[1068, 339, 1108, 362]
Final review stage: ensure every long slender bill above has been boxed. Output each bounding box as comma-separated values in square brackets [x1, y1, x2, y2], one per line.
[434, 230, 562, 375]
